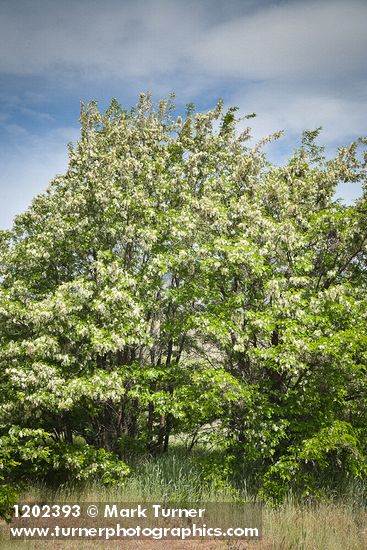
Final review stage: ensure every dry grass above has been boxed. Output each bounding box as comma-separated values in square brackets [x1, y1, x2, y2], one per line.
[1, 448, 366, 549]
[262, 502, 367, 550]
[2, 501, 366, 550]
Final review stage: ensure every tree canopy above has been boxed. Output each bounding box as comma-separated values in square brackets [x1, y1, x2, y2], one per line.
[1, 93, 366, 513]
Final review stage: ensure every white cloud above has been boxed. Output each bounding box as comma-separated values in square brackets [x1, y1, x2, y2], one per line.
[0, 0, 365, 220]
[192, 0, 367, 80]
[0, 126, 79, 229]
[232, 83, 367, 146]
[0, 0, 203, 79]
[1, 0, 366, 83]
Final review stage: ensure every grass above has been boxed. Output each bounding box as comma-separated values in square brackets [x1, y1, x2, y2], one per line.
[1, 444, 366, 549]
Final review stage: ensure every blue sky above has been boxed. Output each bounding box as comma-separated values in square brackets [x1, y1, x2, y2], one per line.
[0, 0, 366, 229]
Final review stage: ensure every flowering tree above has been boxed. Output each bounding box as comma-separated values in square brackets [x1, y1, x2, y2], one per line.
[0, 94, 366, 508]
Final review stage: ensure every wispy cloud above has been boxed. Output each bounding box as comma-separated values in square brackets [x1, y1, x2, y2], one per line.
[192, 0, 367, 80]
[0, 0, 366, 228]
[1, 0, 366, 84]
[233, 83, 367, 145]
[0, 0, 202, 79]
[0, 126, 79, 228]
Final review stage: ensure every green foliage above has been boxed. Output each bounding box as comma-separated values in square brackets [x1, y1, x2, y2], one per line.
[0, 484, 18, 523]
[259, 421, 367, 504]
[1, 427, 129, 487]
[0, 93, 366, 510]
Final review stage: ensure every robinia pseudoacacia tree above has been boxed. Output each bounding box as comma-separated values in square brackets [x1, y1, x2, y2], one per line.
[0, 93, 366, 508]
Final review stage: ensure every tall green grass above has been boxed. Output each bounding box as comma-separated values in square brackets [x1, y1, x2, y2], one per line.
[2, 444, 366, 549]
